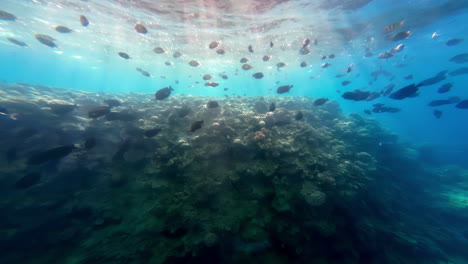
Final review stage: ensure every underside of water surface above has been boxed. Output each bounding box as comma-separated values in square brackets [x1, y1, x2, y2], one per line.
[1, 0, 468, 263]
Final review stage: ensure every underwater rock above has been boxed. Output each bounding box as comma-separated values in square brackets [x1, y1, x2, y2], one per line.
[254, 100, 268, 114]
[301, 182, 326, 207]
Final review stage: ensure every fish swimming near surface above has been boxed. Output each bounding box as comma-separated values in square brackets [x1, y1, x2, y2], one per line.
[276, 85, 293, 94]
[382, 84, 395, 96]
[437, 83, 452, 93]
[270, 41, 274, 48]
[209, 41, 220, 49]
[173, 51, 182, 58]
[269, 102, 276, 111]
[216, 49, 225, 55]
[378, 52, 394, 59]
[28, 145, 76, 165]
[262, 55, 271, 61]
[455, 100, 468, 109]
[428, 96, 460, 106]
[449, 67, 468, 76]
[135, 23, 148, 34]
[391, 31, 411, 41]
[321, 55, 327, 60]
[155, 86, 174, 100]
[416, 71, 447, 87]
[7, 38, 27, 47]
[392, 44, 405, 53]
[342, 80, 351, 86]
[299, 47, 310, 55]
[207, 101, 219, 108]
[446, 38, 463, 46]
[55, 26, 72, 33]
[321, 63, 331, 68]
[242, 64, 252, 70]
[0, 9, 16, 20]
[449, 53, 468, 64]
[404, 74, 413, 80]
[190, 120, 204, 132]
[144, 128, 162, 138]
[240, 58, 249, 63]
[302, 38, 310, 48]
[300, 61, 307, 67]
[366, 92, 380, 101]
[248, 45, 254, 53]
[203, 74, 212, 80]
[372, 103, 401, 113]
[205, 82, 219, 87]
[276, 62, 286, 71]
[328, 54, 335, 59]
[389, 84, 419, 100]
[153, 47, 165, 54]
[35, 34, 57, 48]
[88, 106, 111, 118]
[383, 20, 404, 33]
[253, 72, 264, 79]
[342, 90, 371, 101]
[189, 60, 200, 67]
[314, 98, 328, 106]
[80, 15, 89, 26]
[15, 172, 42, 189]
[433, 110, 442, 119]
[118, 52, 130, 59]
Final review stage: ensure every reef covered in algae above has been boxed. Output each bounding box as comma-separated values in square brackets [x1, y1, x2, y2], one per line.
[0, 83, 468, 264]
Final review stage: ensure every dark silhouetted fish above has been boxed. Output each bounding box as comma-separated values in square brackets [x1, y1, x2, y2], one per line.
[389, 84, 418, 100]
[438, 83, 452, 93]
[190, 120, 204, 132]
[342, 90, 371, 101]
[155, 86, 174, 100]
[328, 54, 335, 59]
[446, 38, 463, 46]
[35, 34, 57, 48]
[220, 74, 228, 80]
[173, 51, 182, 58]
[205, 82, 219, 87]
[270, 41, 274, 48]
[428, 97, 460, 106]
[106, 111, 137, 122]
[104, 99, 122, 107]
[118, 52, 130, 59]
[416, 71, 447, 87]
[242, 64, 252, 70]
[433, 110, 442, 119]
[342, 80, 351, 86]
[295, 111, 303, 121]
[366, 92, 380, 101]
[248, 45, 254, 53]
[262, 55, 271, 61]
[203, 74, 212, 80]
[449, 67, 468, 76]
[55, 26, 72, 33]
[378, 52, 394, 59]
[302, 38, 310, 48]
[449, 53, 468, 64]
[153, 47, 165, 54]
[164, 62, 172, 66]
[364, 109, 372, 115]
[189, 60, 200, 67]
[137, 68, 150, 77]
[346, 65, 353, 73]
[276, 62, 286, 70]
[404, 74, 413, 80]
[28, 145, 75, 165]
[15, 172, 42, 189]
[455, 100, 468, 109]
[269, 102, 276, 111]
[80, 15, 89, 26]
[392, 44, 405, 53]
[135, 24, 148, 34]
[321, 63, 331, 68]
[391, 31, 411, 41]
[253, 72, 264, 79]
[7, 38, 27, 47]
[314, 98, 328, 106]
[240, 58, 249, 63]
[300, 61, 307, 67]
[216, 49, 225, 55]
[89, 106, 111, 118]
[299, 47, 310, 55]
[84, 137, 96, 149]
[364, 52, 373, 58]
[207, 101, 219, 108]
[321, 55, 327, 60]
[383, 20, 404, 33]
[276, 85, 293, 94]
[372, 103, 400, 113]
[382, 84, 395, 96]
[144, 128, 162, 138]
[0, 10, 16, 20]
[209, 41, 220, 49]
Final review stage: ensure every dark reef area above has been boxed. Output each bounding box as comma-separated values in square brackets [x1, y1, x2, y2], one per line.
[0, 83, 468, 264]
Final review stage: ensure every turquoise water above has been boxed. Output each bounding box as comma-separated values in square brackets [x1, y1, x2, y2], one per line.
[2, 0, 468, 263]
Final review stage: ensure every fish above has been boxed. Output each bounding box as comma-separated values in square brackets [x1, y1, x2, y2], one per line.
[138, 69, 151, 77]
[35, 34, 57, 48]
[446, 38, 463, 46]
[300, 61, 307, 67]
[209, 41, 220, 49]
[431, 32, 439, 39]
[438, 83, 452, 94]
[342, 90, 371, 101]
[366, 92, 380, 101]
[55, 26, 72, 33]
[346, 65, 353, 73]
[88, 106, 111, 118]
[378, 52, 394, 59]
[449, 53, 468, 64]
[364, 109, 372, 115]
[456, 100, 468, 109]
[449, 67, 468, 76]
[248, 45, 254, 53]
[417, 71, 447, 87]
[276, 62, 286, 70]
[336, 74, 346, 78]
[106, 111, 137, 122]
[321, 63, 331, 68]
[391, 31, 411, 41]
[207, 101, 219, 108]
[7, 38, 27, 47]
[144, 128, 162, 138]
[433, 110, 442, 119]
[276, 85, 293, 94]
[364, 52, 374, 58]
[134, 23, 148, 34]
[15, 172, 42, 189]
[0, 10, 16, 20]
[383, 20, 404, 33]
[253, 72, 264, 79]
[189, 60, 200, 67]
[173, 51, 182, 58]
[220, 74, 228, 80]
[153, 47, 165, 54]
[104, 99, 122, 107]
[190, 120, 204, 132]
[428, 97, 460, 106]
[321, 56, 327, 60]
[372, 103, 400, 113]
[302, 38, 310, 48]
[80, 15, 89, 26]
[299, 47, 310, 55]
[224, 88, 229, 91]
[155, 86, 174, 100]
[328, 54, 335, 59]
[269, 103, 276, 111]
[295, 111, 303, 121]
[205, 82, 219, 87]
[203, 74, 212, 80]
[392, 44, 405, 53]
[389, 84, 419, 100]
[216, 49, 225, 55]
[28, 145, 76, 165]
[342, 81, 351, 86]
[314, 98, 328, 106]
[84, 137, 97, 149]
[242, 64, 252, 70]
[262, 55, 271, 61]
[240, 58, 249, 63]
[118, 52, 130, 59]
[382, 84, 395, 96]
[404, 74, 413, 80]
[164, 62, 172, 67]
